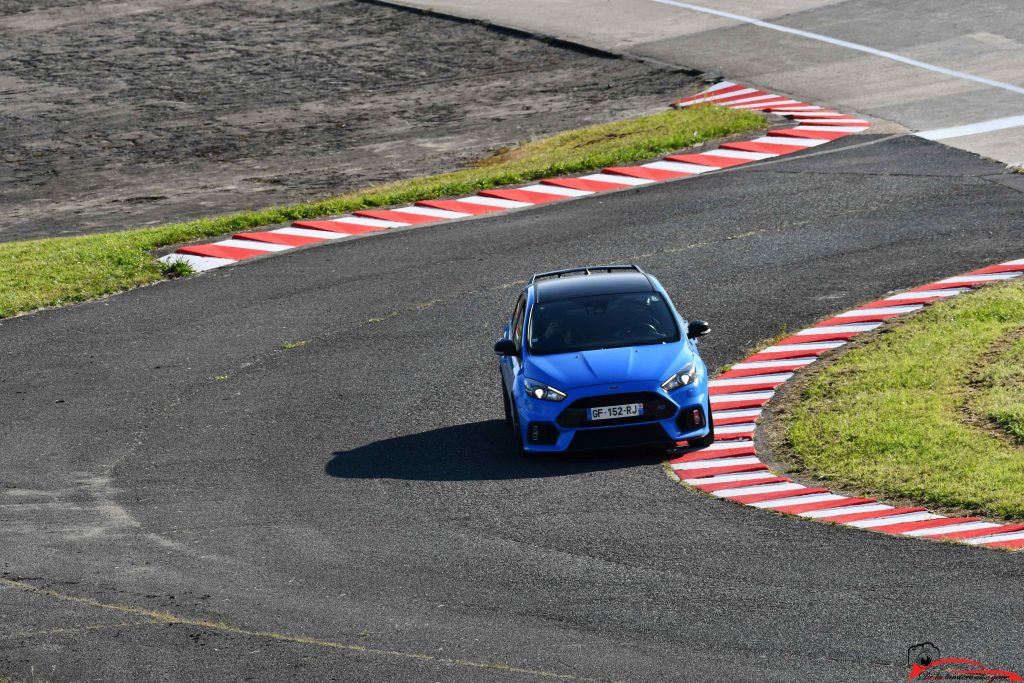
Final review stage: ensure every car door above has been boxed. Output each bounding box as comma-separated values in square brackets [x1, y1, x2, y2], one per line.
[499, 293, 526, 392]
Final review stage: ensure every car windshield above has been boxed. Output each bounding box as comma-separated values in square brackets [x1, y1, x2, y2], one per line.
[528, 291, 680, 355]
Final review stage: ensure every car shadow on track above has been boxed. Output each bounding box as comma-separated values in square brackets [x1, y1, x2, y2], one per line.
[325, 419, 665, 481]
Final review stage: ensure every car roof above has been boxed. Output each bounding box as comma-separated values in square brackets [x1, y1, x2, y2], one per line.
[533, 271, 655, 303]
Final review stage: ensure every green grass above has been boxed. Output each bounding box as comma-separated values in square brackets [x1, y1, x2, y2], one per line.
[0, 105, 763, 319]
[782, 279, 1024, 520]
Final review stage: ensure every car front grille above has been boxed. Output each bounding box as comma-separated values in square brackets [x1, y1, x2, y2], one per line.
[556, 392, 675, 428]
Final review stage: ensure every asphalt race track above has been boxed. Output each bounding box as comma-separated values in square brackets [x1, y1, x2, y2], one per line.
[2, 134, 1023, 681]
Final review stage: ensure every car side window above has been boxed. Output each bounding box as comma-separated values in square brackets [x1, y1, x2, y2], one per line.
[512, 295, 526, 351]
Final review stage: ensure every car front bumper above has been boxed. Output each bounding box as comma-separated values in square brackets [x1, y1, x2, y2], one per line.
[514, 379, 711, 453]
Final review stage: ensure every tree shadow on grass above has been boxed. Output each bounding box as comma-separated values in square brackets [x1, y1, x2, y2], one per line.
[325, 420, 665, 482]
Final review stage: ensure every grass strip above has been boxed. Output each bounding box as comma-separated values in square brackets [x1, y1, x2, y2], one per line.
[0, 105, 763, 319]
[780, 279, 1024, 520]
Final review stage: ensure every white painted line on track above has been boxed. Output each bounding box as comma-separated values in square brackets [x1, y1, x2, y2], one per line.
[917, 115, 1024, 141]
[649, 0, 1024, 96]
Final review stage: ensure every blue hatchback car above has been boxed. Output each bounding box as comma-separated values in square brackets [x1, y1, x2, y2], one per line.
[494, 265, 713, 455]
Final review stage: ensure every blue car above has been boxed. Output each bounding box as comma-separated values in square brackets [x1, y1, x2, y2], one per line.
[494, 265, 713, 455]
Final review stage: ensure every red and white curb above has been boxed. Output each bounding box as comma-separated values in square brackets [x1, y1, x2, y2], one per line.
[668, 258, 1024, 551]
[160, 82, 869, 272]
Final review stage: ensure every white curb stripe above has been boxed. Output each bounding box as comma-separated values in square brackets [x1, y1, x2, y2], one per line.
[799, 504, 895, 518]
[580, 173, 654, 186]
[702, 149, 776, 160]
[793, 125, 871, 133]
[903, 522, 1003, 537]
[691, 439, 754, 450]
[713, 482, 806, 497]
[330, 216, 407, 228]
[733, 99, 801, 109]
[216, 239, 292, 252]
[937, 273, 1020, 283]
[884, 288, 968, 300]
[713, 408, 763, 420]
[672, 456, 762, 471]
[836, 305, 922, 317]
[274, 227, 347, 239]
[796, 323, 880, 334]
[458, 196, 533, 208]
[709, 373, 792, 387]
[751, 493, 847, 508]
[846, 512, 942, 528]
[710, 390, 775, 403]
[751, 136, 828, 147]
[965, 530, 1024, 545]
[733, 358, 816, 369]
[642, 160, 716, 174]
[392, 206, 472, 219]
[715, 423, 758, 434]
[761, 341, 847, 353]
[679, 87, 759, 104]
[684, 471, 776, 485]
[520, 184, 592, 197]
[158, 253, 236, 271]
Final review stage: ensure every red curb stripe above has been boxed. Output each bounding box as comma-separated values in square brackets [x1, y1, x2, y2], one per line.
[694, 476, 790, 493]
[772, 497, 878, 515]
[415, 199, 507, 215]
[769, 128, 849, 141]
[477, 188, 566, 204]
[793, 118, 869, 127]
[352, 209, 430, 224]
[727, 487, 830, 504]
[670, 445, 757, 463]
[603, 166, 692, 181]
[871, 517, 981, 535]
[541, 177, 627, 192]
[860, 295, 951, 307]
[982, 537, 1024, 549]
[716, 430, 755, 441]
[932, 524, 1024, 541]
[291, 220, 387, 234]
[822, 507, 928, 524]
[177, 244, 265, 260]
[736, 98, 801, 110]
[236, 231, 327, 247]
[704, 90, 771, 105]
[664, 153, 753, 168]
[680, 463, 770, 479]
[721, 140, 808, 155]
[912, 280, 990, 291]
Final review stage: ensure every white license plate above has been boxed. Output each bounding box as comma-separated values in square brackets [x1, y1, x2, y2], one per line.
[588, 403, 644, 421]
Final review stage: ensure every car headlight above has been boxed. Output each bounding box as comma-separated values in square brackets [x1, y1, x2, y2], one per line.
[524, 378, 567, 402]
[661, 362, 698, 392]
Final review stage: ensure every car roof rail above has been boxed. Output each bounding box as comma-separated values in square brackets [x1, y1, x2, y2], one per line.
[529, 264, 645, 285]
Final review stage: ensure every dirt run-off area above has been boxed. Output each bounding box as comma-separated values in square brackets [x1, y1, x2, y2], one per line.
[0, 0, 704, 243]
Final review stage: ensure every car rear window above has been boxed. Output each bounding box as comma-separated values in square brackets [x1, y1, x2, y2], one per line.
[528, 292, 680, 355]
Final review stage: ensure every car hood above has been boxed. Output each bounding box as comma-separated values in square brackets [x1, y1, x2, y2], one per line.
[525, 342, 692, 390]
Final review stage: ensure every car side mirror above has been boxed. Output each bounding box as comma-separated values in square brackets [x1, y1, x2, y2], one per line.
[687, 320, 710, 339]
[493, 338, 518, 356]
